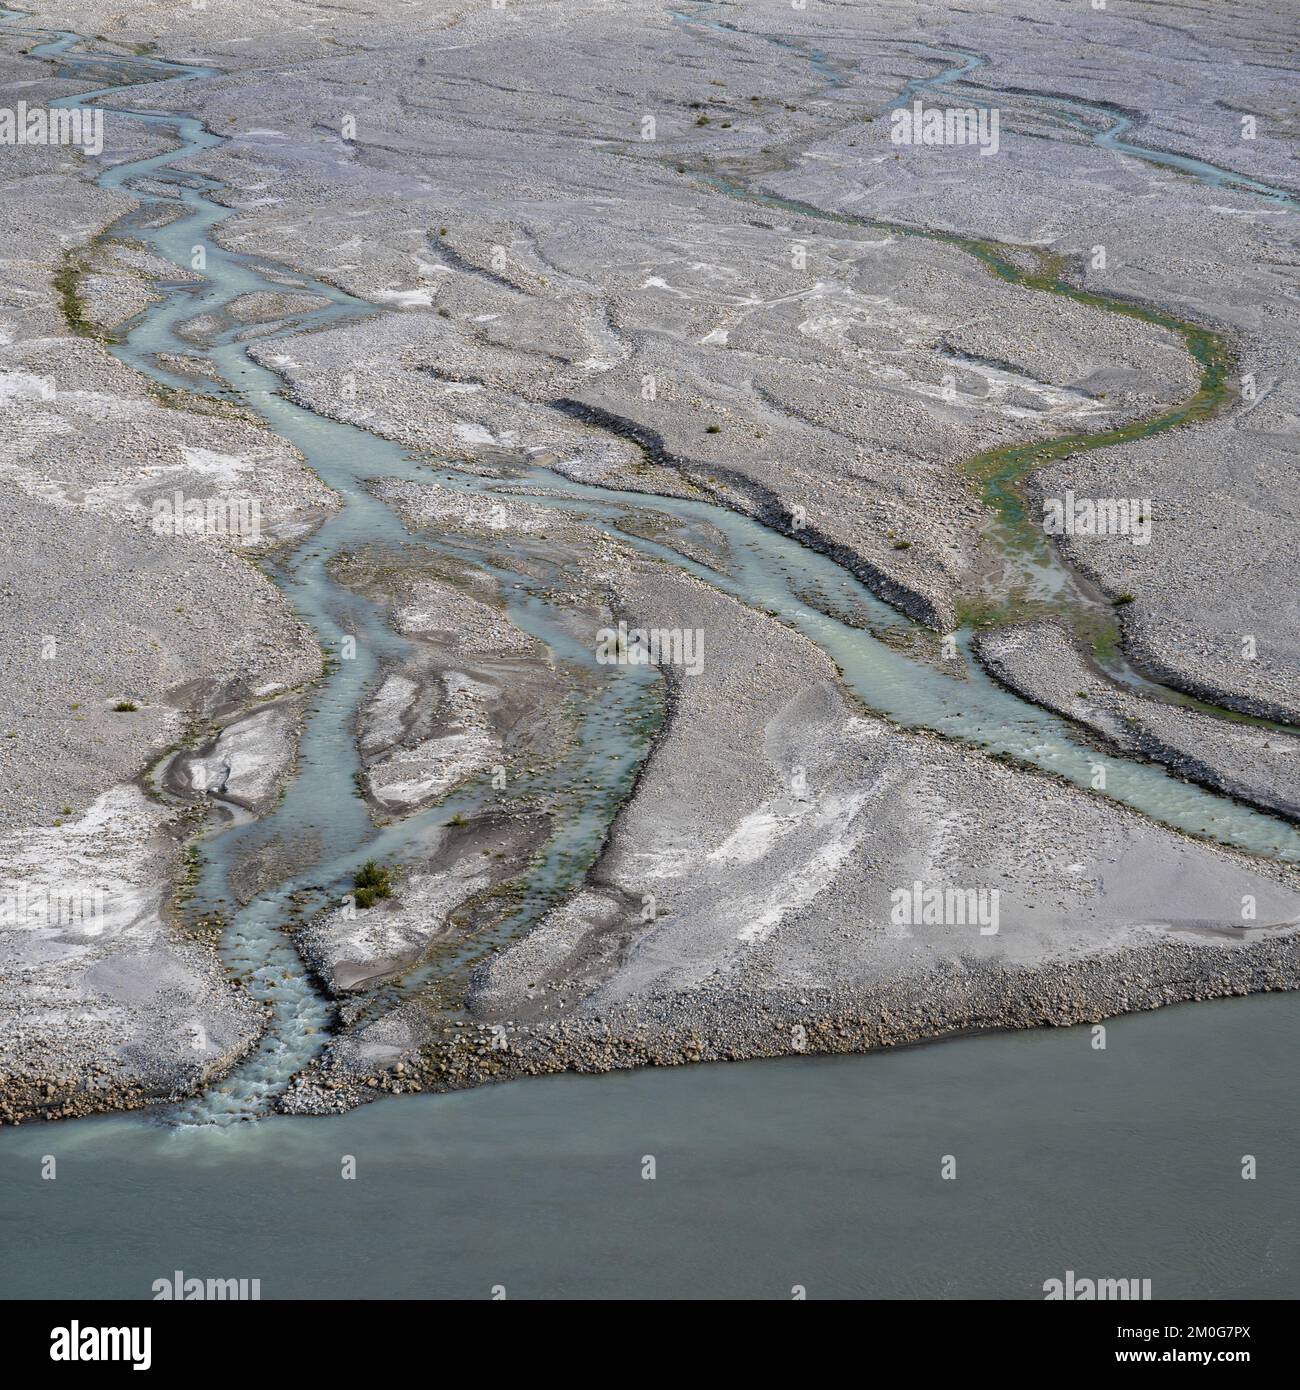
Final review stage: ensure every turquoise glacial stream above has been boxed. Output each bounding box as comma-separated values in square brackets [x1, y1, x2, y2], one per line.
[0, 5, 1297, 1298]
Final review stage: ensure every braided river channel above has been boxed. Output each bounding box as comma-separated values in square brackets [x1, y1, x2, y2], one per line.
[0, 5, 1295, 1298]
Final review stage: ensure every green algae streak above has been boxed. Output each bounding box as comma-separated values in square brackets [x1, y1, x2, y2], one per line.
[697, 176, 1248, 715]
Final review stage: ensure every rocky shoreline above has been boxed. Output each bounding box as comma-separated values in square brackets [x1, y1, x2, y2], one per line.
[279, 932, 1300, 1113]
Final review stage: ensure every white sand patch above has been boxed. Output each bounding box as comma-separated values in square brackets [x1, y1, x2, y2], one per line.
[366, 672, 500, 808]
[178, 446, 255, 483]
[734, 785, 878, 945]
[641, 275, 688, 296]
[177, 707, 295, 811]
[0, 370, 55, 403]
[360, 673, 419, 753]
[382, 479, 553, 536]
[621, 844, 698, 881]
[373, 288, 434, 307]
[0, 441, 272, 525]
[0, 786, 160, 945]
[708, 802, 808, 866]
[369, 728, 496, 807]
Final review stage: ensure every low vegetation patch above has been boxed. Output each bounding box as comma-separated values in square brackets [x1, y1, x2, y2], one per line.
[353, 859, 394, 909]
[53, 251, 101, 340]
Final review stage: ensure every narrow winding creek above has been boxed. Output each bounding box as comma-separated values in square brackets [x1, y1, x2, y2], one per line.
[1, 5, 1297, 1297]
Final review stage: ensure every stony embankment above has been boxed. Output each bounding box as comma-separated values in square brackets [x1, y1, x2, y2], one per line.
[279, 931, 1300, 1113]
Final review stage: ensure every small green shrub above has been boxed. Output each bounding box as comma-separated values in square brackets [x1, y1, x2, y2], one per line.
[353, 860, 393, 910]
